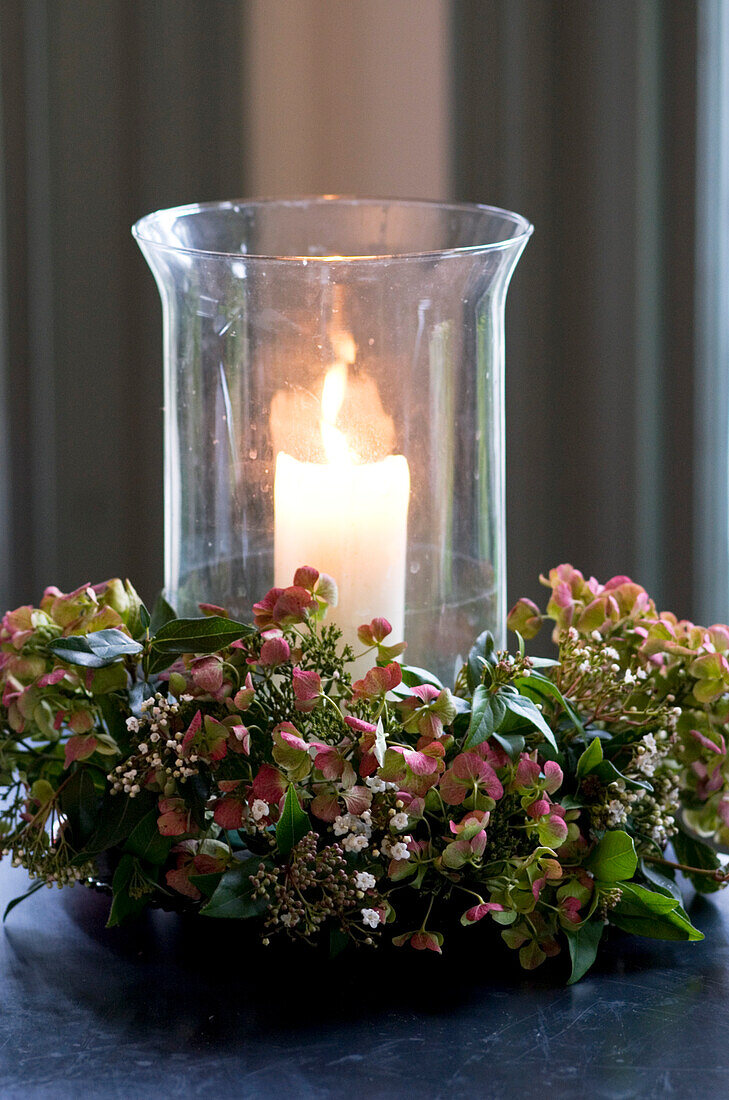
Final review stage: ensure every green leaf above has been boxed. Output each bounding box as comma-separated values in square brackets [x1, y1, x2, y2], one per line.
[185, 772, 212, 831]
[572, 732, 652, 792]
[3, 879, 45, 922]
[618, 881, 680, 915]
[514, 671, 586, 737]
[125, 598, 150, 642]
[106, 853, 150, 927]
[590, 758, 652, 792]
[149, 592, 177, 635]
[138, 603, 151, 633]
[275, 784, 310, 857]
[82, 790, 153, 856]
[151, 615, 255, 655]
[329, 928, 350, 958]
[146, 649, 177, 677]
[48, 628, 143, 668]
[97, 693, 131, 746]
[123, 810, 172, 866]
[466, 630, 496, 692]
[491, 729, 525, 760]
[463, 685, 494, 749]
[201, 857, 270, 919]
[565, 918, 604, 984]
[585, 830, 638, 882]
[639, 859, 683, 903]
[400, 666, 444, 690]
[576, 736, 603, 778]
[501, 693, 558, 751]
[188, 872, 223, 899]
[610, 882, 703, 941]
[672, 826, 723, 893]
[560, 793, 588, 810]
[608, 911, 702, 941]
[59, 767, 100, 847]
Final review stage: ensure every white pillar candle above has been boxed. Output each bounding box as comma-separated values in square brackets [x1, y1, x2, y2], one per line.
[274, 451, 410, 656]
[273, 359, 410, 664]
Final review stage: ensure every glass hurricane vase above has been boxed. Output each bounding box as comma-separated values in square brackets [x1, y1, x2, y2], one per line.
[133, 197, 532, 683]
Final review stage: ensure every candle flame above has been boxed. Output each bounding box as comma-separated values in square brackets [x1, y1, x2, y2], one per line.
[330, 329, 357, 366]
[321, 332, 358, 464]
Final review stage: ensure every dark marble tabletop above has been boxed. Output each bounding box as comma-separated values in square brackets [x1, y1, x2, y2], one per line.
[1, 859, 727, 1099]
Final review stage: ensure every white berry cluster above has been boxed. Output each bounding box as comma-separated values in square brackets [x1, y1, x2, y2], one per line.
[108, 692, 197, 797]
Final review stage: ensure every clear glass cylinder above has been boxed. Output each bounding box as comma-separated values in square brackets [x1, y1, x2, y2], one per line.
[133, 198, 532, 682]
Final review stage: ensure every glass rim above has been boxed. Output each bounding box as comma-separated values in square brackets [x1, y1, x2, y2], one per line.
[131, 195, 534, 263]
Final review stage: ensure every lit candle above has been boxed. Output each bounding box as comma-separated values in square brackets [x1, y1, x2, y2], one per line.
[272, 342, 410, 661]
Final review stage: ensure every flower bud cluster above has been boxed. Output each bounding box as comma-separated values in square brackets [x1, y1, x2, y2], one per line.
[250, 832, 380, 943]
[3, 835, 95, 888]
[631, 768, 680, 849]
[598, 886, 623, 917]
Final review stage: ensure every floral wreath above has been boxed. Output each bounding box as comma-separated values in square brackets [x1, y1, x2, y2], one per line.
[1, 563, 727, 983]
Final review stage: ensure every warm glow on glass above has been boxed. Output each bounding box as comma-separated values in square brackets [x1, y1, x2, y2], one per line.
[272, 329, 410, 667]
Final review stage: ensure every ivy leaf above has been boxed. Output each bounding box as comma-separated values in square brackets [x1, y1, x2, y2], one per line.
[585, 830, 638, 882]
[576, 736, 603, 778]
[151, 616, 256, 655]
[672, 826, 723, 894]
[201, 857, 270, 919]
[48, 629, 143, 669]
[275, 784, 310, 857]
[149, 592, 177, 635]
[501, 693, 557, 751]
[3, 879, 45, 922]
[565, 917, 604, 984]
[123, 810, 172, 866]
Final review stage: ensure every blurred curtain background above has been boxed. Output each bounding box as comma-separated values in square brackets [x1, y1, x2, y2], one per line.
[0, 0, 725, 629]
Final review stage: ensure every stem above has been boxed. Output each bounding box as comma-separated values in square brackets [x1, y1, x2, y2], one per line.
[419, 892, 435, 932]
[352, 646, 377, 661]
[643, 853, 729, 881]
[454, 884, 486, 905]
[320, 692, 345, 721]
